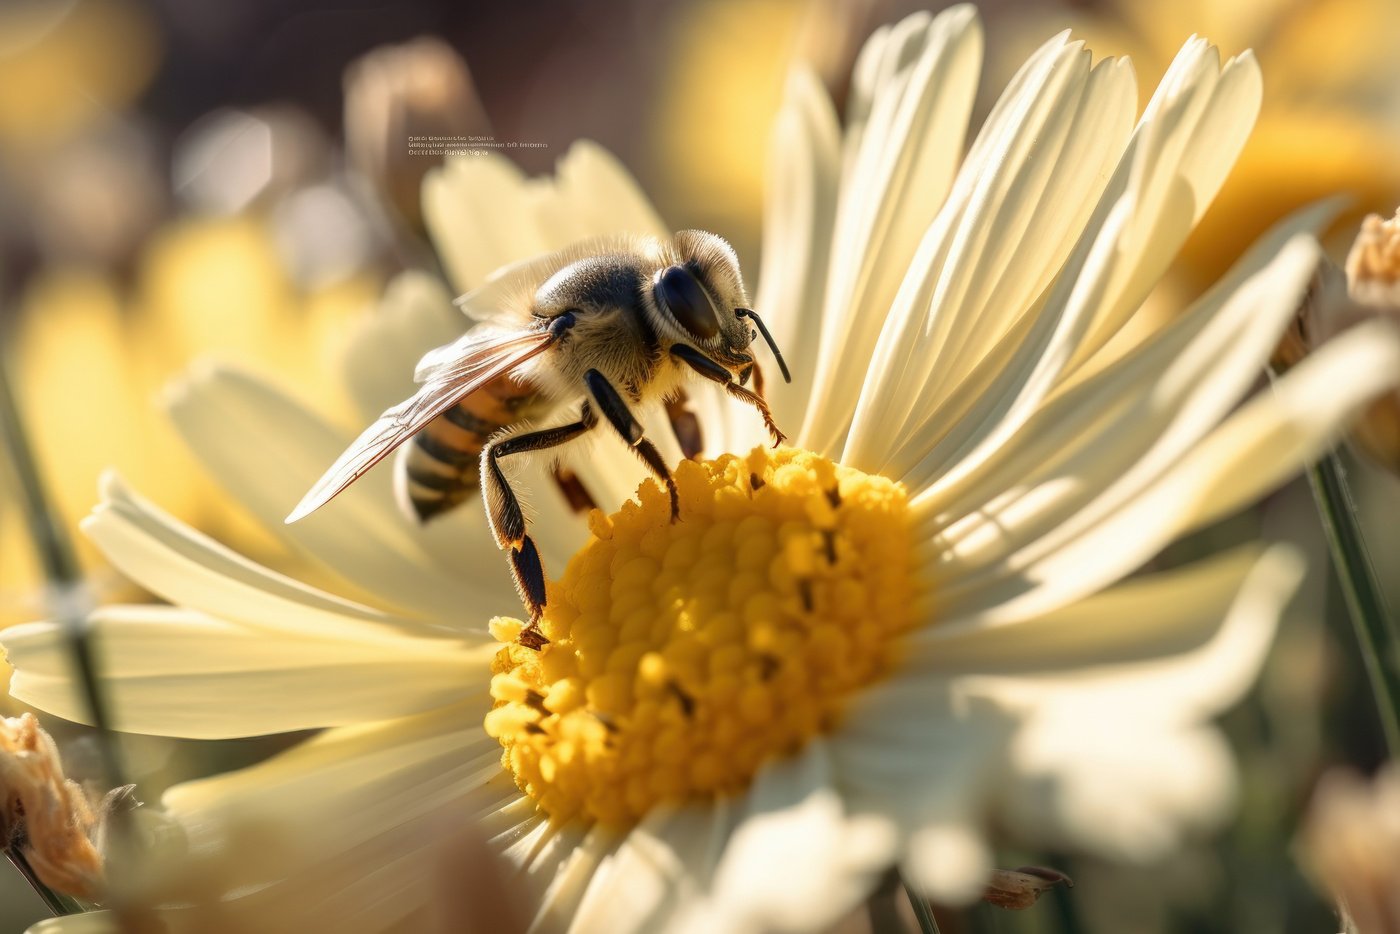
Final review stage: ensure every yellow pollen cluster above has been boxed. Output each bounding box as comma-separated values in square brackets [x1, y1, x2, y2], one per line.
[484, 446, 916, 827]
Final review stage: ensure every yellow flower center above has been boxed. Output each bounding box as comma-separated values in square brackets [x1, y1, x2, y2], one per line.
[484, 446, 916, 827]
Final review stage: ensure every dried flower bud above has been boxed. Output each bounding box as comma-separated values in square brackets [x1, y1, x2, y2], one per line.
[1299, 764, 1400, 934]
[344, 37, 489, 233]
[1274, 211, 1400, 473]
[0, 713, 108, 901]
[981, 865, 1074, 911]
[1348, 210, 1400, 310]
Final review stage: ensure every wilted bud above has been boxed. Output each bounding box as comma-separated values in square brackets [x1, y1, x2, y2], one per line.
[0, 712, 121, 902]
[981, 866, 1074, 911]
[344, 37, 489, 233]
[1344, 212, 1400, 471]
[1348, 211, 1400, 309]
[1299, 764, 1400, 934]
[1273, 210, 1400, 473]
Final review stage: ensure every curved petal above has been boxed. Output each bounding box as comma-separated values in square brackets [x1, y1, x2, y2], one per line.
[422, 153, 546, 293]
[27, 913, 118, 934]
[844, 39, 1136, 470]
[164, 362, 514, 619]
[921, 42, 1262, 492]
[678, 744, 898, 934]
[907, 545, 1265, 672]
[561, 805, 726, 934]
[919, 228, 1323, 580]
[986, 547, 1302, 860]
[1000, 721, 1238, 861]
[744, 67, 841, 446]
[799, 6, 983, 454]
[533, 140, 669, 244]
[942, 321, 1400, 625]
[2, 606, 490, 738]
[156, 702, 518, 933]
[338, 270, 464, 423]
[830, 676, 1013, 904]
[82, 471, 440, 642]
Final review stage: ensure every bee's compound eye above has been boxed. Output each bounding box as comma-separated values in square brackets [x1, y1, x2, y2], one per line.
[654, 265, 720, 340]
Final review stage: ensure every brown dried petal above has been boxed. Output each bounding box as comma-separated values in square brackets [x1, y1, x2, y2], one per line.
[1300, 765, 1400, 934]
[0, 713, 106, 901]
[981, 866, 1074, 911]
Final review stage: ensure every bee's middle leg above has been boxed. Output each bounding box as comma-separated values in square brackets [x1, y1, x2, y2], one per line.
[584, 369, 680, 521]
[483, 406, 597, 646]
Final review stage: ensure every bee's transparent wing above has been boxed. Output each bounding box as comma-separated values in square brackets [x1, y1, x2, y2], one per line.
[286, 328, 554, 523]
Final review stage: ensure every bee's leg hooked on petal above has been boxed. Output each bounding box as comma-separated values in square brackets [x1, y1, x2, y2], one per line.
[670, 344, 786, 447]
[482, 406, 598, 647]
[584, 369, 680, 521]
[664, 390, 704, 460]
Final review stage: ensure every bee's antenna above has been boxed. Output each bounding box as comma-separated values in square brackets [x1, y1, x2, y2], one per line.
[736, 308, 791, 384]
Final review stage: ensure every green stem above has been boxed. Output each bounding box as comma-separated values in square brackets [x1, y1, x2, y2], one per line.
[6, 846, 86, 916]
[1307, 452, 1400, 756]
[901, 874, 942, 934]
[0, 339, 134, 911]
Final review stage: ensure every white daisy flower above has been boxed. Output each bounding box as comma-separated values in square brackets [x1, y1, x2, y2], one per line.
[8, 6, 1400, 933]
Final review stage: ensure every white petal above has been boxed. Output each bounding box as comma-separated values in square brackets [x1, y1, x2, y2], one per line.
[422, 153, 547, 293]
[844, 41, 1137, 470]
[920, 43, 1261, 491]
[745, 67, 841, 445]
[527, 825, 622, 933]
[339, 270, 464, 423]
[908, 545, 1265, 673]
[986, 547, 1301, 860]
[27, 914, 118, 934]
[799, 6, 983, 455]
[532, 140, 669, 244]
[163, 702, 516, 932]
[920, 224, 1324, 582]
[944, 322, 1399, 625]
[829, 674, 1011, 905]
[565, 805, 726, 933]
[1065, 43, 1263, 367]
[901, 822, 993, 905]
[1000, 722, 1238, 861]
[164, 362, 515, 619]
[82, 471, 440, 642]
[2, 606, 491, 738]
[688, 744, 897, 934]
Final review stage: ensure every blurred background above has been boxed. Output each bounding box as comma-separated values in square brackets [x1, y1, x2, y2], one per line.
[1, 0, 1399, 931]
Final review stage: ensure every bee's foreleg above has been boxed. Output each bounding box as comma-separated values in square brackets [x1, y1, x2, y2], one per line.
[669, 344, 786, 447]
[482, 406, 597, 647]
[584, 369, 680, 521]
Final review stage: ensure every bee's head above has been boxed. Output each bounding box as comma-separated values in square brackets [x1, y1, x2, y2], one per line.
[652, 231, 756, 364]
[652, 230, 791, 384]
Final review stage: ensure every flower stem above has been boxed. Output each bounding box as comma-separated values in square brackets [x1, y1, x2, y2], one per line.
[901, 874, 942, 934]
[6, 845, 86, 916]
[0, 340, 134, 909]
[1306, 451, 1400, 756]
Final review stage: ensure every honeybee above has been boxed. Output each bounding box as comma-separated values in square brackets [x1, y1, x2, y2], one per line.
[286, 230, 791, 647]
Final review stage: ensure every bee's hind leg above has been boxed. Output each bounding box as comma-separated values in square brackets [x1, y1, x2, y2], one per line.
[483, 405, 598, 648]
[584, 369, 680, 521]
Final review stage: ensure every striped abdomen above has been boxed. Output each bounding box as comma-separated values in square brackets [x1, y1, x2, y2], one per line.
[398, 374, 542, 522]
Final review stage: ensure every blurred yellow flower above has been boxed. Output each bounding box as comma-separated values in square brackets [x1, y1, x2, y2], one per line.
[1021, 0, 1400, 298]
[0, 0, 159, 151]
[1, 216, 380, 624]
